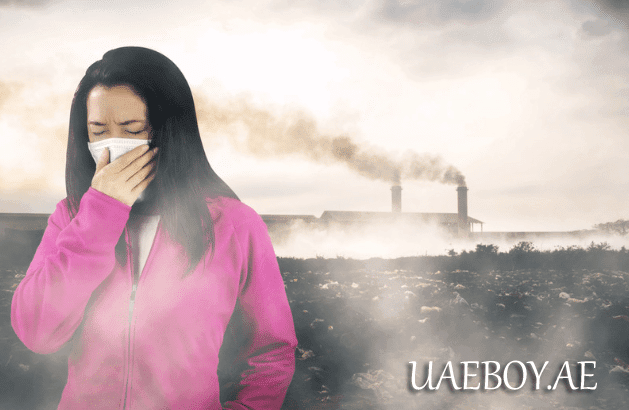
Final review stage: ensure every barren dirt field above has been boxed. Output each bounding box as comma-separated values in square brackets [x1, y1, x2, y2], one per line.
[2, 245, 629, 409]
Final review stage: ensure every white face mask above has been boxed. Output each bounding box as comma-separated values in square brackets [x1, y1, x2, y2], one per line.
[87, 138, 153, 202]
[87, 138, 152, 164]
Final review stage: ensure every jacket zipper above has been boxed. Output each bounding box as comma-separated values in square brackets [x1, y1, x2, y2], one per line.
[121, 217, 160, 410]
[122, 218, 162, 410]
[122, 230, 138, 410]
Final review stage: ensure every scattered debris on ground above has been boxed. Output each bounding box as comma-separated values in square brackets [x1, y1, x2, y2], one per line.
[3, 261, 629, 409]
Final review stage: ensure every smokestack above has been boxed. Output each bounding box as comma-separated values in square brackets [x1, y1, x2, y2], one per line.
[457, 186, 469, 236]
[391, 185, 402, 213]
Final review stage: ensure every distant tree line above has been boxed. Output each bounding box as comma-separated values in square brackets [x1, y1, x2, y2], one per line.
[2, 230, 628, 273]
[594, 219, 629, 236]
[278, 241, 629, 274]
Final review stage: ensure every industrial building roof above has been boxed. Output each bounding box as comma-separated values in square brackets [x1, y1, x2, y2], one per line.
[319, 210, 483, 224]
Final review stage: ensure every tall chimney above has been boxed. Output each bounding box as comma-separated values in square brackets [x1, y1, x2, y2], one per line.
[457, 186, 469, 235]
[391, 185, 402, 213]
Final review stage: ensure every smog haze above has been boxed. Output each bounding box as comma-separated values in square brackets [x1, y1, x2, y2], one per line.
[1, 0, 629, 232]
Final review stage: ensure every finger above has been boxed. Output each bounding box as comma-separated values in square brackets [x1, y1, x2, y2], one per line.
[131, 165, 157, 195]
[118, 146, 158, 179]
[107, 144, 150, 172]
[95, 148, 110, 173]
[126, 158, 156, 188]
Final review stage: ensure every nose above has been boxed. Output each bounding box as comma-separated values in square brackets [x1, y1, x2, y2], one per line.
[111, 129, 124, 139]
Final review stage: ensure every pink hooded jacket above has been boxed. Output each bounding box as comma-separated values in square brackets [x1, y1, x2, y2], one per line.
[11, 188, 298, 409]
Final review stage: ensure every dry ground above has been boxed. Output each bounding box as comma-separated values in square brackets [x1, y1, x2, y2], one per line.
[2, 259, 629, 409]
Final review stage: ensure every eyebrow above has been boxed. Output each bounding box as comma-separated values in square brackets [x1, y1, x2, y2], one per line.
[88, 120, 146, 126]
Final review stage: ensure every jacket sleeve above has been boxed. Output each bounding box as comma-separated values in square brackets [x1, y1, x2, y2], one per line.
[223, 211, 298, 410]
[11, 188, 131, 354]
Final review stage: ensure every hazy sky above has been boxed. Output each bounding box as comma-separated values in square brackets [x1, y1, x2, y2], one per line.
[1, 0, 628, 231]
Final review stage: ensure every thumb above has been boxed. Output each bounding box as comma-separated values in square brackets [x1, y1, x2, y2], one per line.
[95, 148, 110, 173]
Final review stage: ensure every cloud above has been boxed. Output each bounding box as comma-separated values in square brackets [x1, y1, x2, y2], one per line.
[0, 80, 68, 195]
[0, 82, 16, 109]
[581, 18, 614, 36]
[0, 0, 52, 6]
[595, 0, 629, 18]
[376, 0, 507, 26]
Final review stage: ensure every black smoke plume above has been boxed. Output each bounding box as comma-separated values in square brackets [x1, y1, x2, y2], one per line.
[195, 96, 466, 187]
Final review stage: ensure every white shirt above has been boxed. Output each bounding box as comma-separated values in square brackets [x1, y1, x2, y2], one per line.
[128, 213, 160, 277]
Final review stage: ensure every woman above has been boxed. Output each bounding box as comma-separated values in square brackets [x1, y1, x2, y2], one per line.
[11, 46, 297, 410]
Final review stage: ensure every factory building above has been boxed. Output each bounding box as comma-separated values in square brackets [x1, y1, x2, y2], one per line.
[0, 186, 482, 254]
[260, 185, 483, 236]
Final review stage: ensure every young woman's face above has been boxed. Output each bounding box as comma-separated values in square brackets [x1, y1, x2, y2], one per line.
[86, 85, 151, 143]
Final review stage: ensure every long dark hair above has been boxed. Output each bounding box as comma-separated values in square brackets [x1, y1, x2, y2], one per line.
[65, 46, 239, 271]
